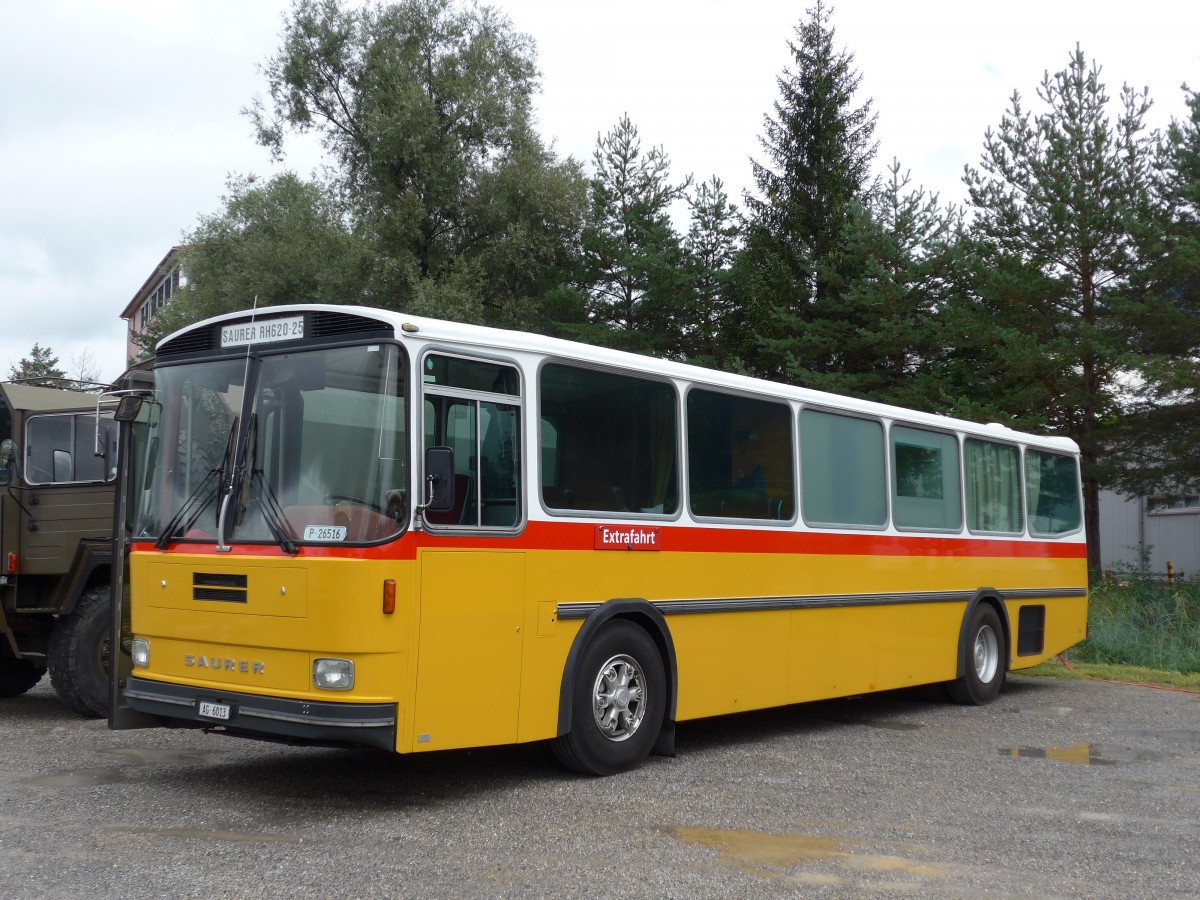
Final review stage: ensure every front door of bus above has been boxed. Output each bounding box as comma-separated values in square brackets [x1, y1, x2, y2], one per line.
[412, 550, 525, 751]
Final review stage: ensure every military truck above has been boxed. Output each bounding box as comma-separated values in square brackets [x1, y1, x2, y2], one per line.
[0, 382, 118, 716]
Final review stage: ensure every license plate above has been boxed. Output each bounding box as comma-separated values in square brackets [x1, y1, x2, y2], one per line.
[198, 700, 231, 721]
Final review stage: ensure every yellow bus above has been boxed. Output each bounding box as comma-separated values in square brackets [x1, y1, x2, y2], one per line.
[113, 305, 1087, 774]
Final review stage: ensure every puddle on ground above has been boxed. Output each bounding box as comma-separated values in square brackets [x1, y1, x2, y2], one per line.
[99, 748, 219, 766]
[673, 826, 947, 879]
[1003, 744, 1132, 763]
[106, 825, 303, 844]
[22, 767, 127, 787]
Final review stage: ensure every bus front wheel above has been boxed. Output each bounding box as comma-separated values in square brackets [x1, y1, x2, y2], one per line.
[946, 603, 1006, 705]
[554, 621, 665, 776]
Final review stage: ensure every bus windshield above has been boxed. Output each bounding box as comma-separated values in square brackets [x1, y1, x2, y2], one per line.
[135, 343, 408, 546]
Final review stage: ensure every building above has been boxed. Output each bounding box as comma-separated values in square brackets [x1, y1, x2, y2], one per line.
[1099, 489, 1200, 579]
[119, 246, 185, 364]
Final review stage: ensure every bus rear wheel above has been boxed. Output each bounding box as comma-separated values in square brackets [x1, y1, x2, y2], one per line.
[48, 587, 111, 718]
[0, 641, 45, 698]
[946, 603, 1006, 705]
[553, 621, 665, 776]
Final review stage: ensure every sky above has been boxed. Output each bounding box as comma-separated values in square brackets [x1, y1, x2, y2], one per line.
[1, 0, 1197, 384]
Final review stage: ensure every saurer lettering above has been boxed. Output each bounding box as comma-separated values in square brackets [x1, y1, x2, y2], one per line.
[184, 654, 265, 674]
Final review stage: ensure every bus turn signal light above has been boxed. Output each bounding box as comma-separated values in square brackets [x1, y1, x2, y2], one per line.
[6, 553, 16, 575]
[383, 579, 396, 615]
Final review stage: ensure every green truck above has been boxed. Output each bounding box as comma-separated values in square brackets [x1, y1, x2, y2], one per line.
[0, 382, 118, 716]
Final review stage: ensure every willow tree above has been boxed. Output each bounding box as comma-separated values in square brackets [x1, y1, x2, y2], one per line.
[247, 0, 586, 326]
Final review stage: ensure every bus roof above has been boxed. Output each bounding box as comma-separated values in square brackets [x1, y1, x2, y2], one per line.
[158, 304, 1082, 455]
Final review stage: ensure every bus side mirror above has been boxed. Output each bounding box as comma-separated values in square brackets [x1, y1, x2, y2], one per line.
[424, 446, 455, 513]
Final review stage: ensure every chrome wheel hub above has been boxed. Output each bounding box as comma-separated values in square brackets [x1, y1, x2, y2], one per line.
[973, 624, 999, 684]
[592, 653, 646, 742]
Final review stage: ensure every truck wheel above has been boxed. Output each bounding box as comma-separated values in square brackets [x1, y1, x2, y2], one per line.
[0, 641, 45, 698]
[552, 620, 665, 776]
[48, 587, 111, 718]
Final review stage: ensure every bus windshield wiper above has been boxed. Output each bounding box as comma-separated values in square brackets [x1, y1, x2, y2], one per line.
[153, 467, 220, 550]
[154, 421, 237, 550]
[251, 469, 298, 555]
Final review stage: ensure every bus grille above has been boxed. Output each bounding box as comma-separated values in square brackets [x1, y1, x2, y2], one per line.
[193, 572, 248, 603]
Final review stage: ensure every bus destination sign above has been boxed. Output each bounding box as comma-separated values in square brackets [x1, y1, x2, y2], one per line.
[594, 524, 662, 551]
[220, 315, 305, 348]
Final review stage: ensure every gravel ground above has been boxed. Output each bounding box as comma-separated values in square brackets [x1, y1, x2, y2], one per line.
[1, 674, 1197, 898]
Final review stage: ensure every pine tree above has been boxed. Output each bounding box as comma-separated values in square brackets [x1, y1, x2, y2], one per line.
[954, 46, 1158, 571]
[1106, 85, 1200, 497]
[735, 0, 878, 383]
[804, 160, 959, 408]
[683, 177, 741, 367]
[576, 115, 692, 354]
[9, 344, 67, 387]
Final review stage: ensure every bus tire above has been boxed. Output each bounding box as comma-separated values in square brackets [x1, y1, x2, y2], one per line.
[0, 641, 45, 698]
[553, 620, 665, 776]
[946, 603, 1006, 705]
[48, 587, 111, 718]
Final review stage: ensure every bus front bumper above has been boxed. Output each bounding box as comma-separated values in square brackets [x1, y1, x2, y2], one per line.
[123, 676, 397, 752]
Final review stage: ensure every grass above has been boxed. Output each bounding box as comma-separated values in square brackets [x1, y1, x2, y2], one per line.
[1023, 575, 1200, 688]
[1023, 657, 1200, 689]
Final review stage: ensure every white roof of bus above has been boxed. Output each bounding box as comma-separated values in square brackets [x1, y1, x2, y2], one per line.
[161, 304, 1081, 454]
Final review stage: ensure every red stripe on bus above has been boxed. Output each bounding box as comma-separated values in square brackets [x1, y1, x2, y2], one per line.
[132, 522, 1086, 561]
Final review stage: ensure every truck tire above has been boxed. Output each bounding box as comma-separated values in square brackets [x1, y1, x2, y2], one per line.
[48, 587, 111, 718]
[0, 641, 45, 698]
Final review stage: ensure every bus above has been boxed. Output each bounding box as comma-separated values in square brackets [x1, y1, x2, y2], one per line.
[112, 304, 1088, 775]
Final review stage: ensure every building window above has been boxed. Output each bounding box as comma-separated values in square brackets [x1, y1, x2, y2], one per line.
[1148, 495, 1200, 514]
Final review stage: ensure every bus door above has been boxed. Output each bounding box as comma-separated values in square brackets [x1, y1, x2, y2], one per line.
[109, 390, 159, 730]
[412, 353, 526, 751]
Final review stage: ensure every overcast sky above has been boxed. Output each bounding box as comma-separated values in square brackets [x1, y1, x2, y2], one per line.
[2, 0, 1196, 383]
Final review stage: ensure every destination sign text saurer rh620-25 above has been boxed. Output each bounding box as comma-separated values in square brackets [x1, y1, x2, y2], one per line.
[220, 316, 305, 348]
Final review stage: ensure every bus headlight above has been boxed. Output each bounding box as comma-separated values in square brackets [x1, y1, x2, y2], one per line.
[131, 639, 149, 668]
[313, 658, 354, 691]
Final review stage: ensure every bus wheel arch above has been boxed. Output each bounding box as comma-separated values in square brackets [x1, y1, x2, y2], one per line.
[947, 591, 1009, 705]
[554, 600, 677, 774]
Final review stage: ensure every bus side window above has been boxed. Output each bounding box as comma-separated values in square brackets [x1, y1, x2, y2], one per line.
[422, 354, 522, 530]
[539, 363, 678, 516]
[687, 389, 795, 521]
[964, 438, 1022, 533]
[799, 409, 886, 528]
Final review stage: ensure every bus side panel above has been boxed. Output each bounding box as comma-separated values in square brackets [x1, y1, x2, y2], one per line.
[788, 606, 880, 703]
[411, 549, 525, 752]
[670, 611, 791, 720]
